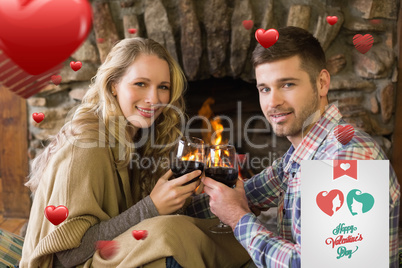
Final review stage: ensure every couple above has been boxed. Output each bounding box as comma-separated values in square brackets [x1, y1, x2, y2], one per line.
[20, 26, 399, 267]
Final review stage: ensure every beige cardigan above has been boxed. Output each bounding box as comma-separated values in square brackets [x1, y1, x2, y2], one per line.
[20, 132, 250, 267]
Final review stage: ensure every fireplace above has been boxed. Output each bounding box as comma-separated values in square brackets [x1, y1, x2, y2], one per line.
[185, 77, 290, 174]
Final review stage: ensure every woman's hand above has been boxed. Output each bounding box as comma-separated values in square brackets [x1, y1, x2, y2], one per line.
[150, 170, 201, 215]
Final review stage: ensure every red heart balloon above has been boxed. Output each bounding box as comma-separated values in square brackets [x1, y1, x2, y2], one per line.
[70, 61, 82, 71]
[96, 240, 119, 260]
[353, 34, 373, 54]
[132, 230, 148, 240]
[316, 190, 344, 217]
[32, 112, 45, 123]
[0, 50, 63, 98]
[334, 125, 354, 145]
[255, 28, 279, 49]
[242, 20, 253, 30]
[326, 16, 338, 25]
[51, 75, 62, 85]
[128, 28, 137, 34]
[0, 0, 92, 75]
[44, 205, 68, 225]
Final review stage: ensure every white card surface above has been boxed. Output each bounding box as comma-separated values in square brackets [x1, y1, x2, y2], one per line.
[301, 160, 389, 268]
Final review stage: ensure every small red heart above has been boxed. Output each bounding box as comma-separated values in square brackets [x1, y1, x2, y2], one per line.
[334, 125, 354, 145]
[128, 28, 137, 34]
[353, 34, 373, 54]
[255, 28, 279, 49]
[96, 240, 119, 260]
[32, 112, 45, 123]
[51, 75, 62, 85]
[70, 61, 82, 71]
[132, 230, 148, 240]
[0, 0, 92, 75]
[97, 38, 105, 43]
[316, 190, 344, 216]
[44, 205, 68, 225]
[369, 19, 382, 25]
[242, 20, 253, 30]
[326, 16, 338, 25]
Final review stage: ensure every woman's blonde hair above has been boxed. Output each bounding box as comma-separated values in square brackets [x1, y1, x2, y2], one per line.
[26, 38, 186, 197]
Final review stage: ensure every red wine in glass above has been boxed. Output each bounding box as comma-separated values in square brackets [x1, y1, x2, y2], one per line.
[204, 167, 238, 187]
[170, 137, 205, 185]
[171, 160, 205, 185]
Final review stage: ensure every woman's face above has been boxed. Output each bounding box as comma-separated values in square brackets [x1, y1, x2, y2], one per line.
[113, 54, 171, 131]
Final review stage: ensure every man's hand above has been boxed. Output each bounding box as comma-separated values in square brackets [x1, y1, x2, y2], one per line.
[202, 177, 251, 229]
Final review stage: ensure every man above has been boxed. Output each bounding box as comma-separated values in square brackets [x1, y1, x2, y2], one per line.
[186, 26, 400, 267]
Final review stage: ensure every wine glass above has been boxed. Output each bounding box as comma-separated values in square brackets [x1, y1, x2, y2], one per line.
[170, 136, 205, 185]
[205, 144, 239, 234]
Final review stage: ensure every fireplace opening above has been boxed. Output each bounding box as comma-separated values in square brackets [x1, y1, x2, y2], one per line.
[183, 77, 290, 174]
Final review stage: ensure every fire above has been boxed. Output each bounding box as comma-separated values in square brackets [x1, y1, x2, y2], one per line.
[182, 153, 196, 161]
[198, 97, 226, 146]
[198, 97, 231, 167]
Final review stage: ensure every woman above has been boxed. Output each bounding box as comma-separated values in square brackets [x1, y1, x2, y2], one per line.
[20, 38, 201, 267]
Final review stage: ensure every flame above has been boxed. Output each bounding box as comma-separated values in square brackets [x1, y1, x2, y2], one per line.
[182, 153, 196, 161]
[198, 97, 226, 146]
[211, 117, 223, 145]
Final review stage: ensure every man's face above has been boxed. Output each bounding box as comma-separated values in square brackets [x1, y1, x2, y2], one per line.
[256, 55, 320, 140]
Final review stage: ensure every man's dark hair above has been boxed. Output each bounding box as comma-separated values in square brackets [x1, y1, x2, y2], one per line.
[252, 26, 326, 87]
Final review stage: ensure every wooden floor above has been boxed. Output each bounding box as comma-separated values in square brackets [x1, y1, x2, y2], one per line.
[0, 215, 28, 236]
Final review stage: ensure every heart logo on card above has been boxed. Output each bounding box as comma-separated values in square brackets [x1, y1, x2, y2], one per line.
[96, 240, 119, 260]
[132, 230, 148, 240]
[32, 112, 45, 123]
[326, 16, 338, 25]
[242, 20, 253, 30]
[334, 125, 354, 145]
[44, 205, 68, 225]
[353, 34, 374, 54]
[340, 163, 350, 171]
[255, 28, 279, 49]
[128, 28, 137, 34]
[316, 190, 344, 216]
[0, 0, 92, 75]
[346, 189, 375, 216]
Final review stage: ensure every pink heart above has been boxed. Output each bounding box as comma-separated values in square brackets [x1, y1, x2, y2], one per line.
[70, 61, 82, 71]
[128, 28, 137, 34]
[334, 125, 354, 145]
[255, 28, 279, 49]
[51, 75, 62, 85]
[316, 190, 344, 217]
[96, 240, 119, 260]
[326, 16, 338, 25]
[353, 34, 373, 54]
[242, 20, 253, 30]
[132, 230, 148, 240]
[0, 0, 92, 75]
[44, 205, 68, 225]
[32, 112, 45, 123]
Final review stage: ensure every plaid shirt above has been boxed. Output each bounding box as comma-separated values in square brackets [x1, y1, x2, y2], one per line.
[186, 104, 400, 268]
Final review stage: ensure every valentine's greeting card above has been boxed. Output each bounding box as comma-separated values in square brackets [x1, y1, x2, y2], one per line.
[301, 160, 389, 267]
